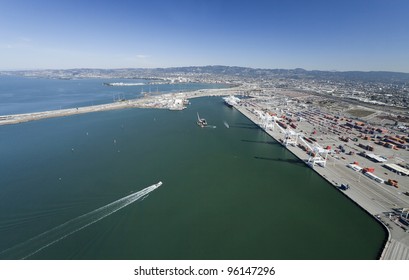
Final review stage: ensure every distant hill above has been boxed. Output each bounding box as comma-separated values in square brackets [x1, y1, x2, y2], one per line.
[147, 65, 409, 82]
[2, 65, 409, 83]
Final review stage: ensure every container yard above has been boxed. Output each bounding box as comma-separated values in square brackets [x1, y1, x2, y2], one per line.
[230, 92, 409, 260]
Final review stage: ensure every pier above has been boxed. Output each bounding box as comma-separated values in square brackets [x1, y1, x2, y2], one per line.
[232, 101, 409, 260]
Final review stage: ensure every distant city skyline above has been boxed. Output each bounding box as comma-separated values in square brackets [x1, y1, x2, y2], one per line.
[1, 0, 409, 72]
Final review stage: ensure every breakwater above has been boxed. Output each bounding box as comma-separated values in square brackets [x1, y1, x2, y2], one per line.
[0, 88, 238, 126]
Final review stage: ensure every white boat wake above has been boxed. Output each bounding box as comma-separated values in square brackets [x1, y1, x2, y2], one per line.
[0, 181, 163, 259]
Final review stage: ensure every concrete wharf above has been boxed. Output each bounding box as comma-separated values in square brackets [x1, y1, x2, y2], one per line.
[232, 101, 409, 260]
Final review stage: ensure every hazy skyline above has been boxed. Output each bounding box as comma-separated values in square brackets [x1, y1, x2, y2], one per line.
[1, 0, 409, 72]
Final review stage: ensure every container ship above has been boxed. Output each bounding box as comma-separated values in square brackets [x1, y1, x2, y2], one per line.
[223, 95, 241, 107]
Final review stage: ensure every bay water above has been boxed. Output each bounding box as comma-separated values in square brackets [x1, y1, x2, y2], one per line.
[0, 75, 226, 115]
[0, 78, 386, 259]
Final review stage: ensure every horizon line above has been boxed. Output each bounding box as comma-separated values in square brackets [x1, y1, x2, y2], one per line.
[1, 65, 409, 75]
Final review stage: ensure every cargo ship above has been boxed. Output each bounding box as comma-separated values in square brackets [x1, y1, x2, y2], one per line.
[223, 95, 240, 107]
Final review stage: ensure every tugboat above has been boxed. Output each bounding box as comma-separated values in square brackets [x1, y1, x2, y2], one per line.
[197, 112, 207, 127]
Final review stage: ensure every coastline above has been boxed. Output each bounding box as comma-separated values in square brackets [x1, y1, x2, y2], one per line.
[0, 87, 239, 126]
[231, 102, 409, 260]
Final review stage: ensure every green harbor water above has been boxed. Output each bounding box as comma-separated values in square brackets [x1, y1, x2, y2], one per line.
[0, 97, 386, 259]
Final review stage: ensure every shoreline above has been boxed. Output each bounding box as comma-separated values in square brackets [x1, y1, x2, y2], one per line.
[231, 102, 408, 260]
[0, 87, 239, 126]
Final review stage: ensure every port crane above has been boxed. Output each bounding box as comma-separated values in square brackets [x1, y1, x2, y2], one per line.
[267, 114, 329, 166]
[297, 134, 329, 167]
[253, 109, 328, 167]
[254, 109, 298, 146]
[269, 117, 299, 147]
[255, 110, 274, 130]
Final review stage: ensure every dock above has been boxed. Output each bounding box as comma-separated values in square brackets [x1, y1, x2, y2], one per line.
[232, 101, 409, 260]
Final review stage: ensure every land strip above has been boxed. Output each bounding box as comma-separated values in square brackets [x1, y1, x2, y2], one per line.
[0, 87, 238, 126]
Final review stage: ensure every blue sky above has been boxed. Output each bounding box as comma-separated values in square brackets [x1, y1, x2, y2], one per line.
[1, 0, 408, 72]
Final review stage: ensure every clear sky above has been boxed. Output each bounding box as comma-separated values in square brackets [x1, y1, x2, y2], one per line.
[1, 0, 408, 72]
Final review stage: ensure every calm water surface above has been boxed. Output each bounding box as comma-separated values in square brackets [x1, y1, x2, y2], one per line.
[0, 75, 226, 115]
[0, 97, 386, 259]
